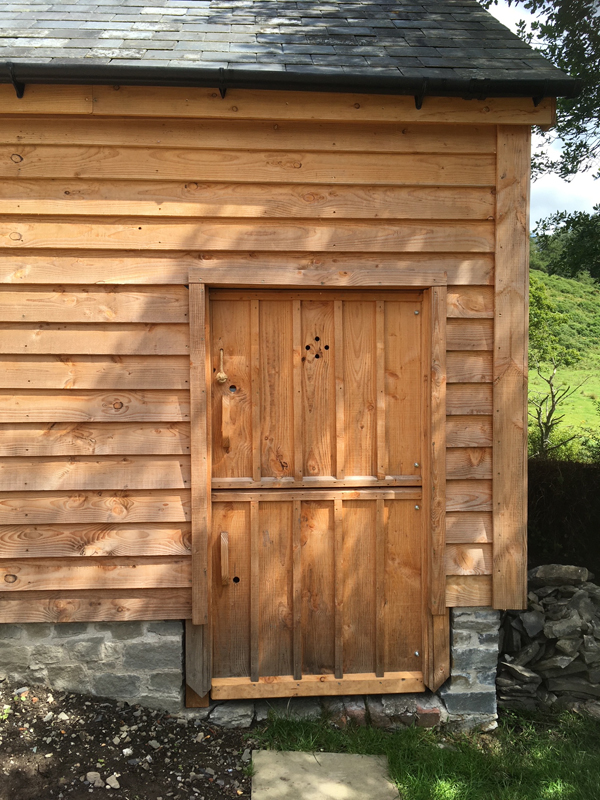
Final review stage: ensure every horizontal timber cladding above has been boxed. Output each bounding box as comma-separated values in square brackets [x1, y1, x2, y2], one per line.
[0, 105, 523, 621]
[0, 423, 190, 456]
[0, 182, 495, 221]
[0, 219, 494, 252]
[0, 491, 191, 524]
[0, 523, 191, 558]
[0, 118, 499, 152]
[0, 356, 190, 389]
[0, 392, 189, 422]
[0, 252, 494, 286]
[0, 286, 189, 323]
[0, 148, 496, 185]
[0, 85, 555, 124]
[0, 589, 192, 623]
[0, 325, 189, 354]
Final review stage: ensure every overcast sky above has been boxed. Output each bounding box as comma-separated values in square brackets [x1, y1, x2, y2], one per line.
[487, 0, 598, 226]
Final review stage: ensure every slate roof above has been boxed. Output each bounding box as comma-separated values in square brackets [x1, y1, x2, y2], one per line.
[0, 0, 579, 98]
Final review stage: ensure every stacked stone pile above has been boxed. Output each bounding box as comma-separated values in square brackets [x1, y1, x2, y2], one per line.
[497, 565, 600, 712]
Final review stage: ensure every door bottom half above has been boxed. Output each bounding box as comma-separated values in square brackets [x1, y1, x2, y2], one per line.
[210, 489, 425, 699]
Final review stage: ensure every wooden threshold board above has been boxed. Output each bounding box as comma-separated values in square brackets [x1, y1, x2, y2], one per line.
[210, 672, 424, 699]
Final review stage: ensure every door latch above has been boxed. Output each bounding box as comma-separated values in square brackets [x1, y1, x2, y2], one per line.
[220, 531, 229, 585]
[216, 348, 228, 384]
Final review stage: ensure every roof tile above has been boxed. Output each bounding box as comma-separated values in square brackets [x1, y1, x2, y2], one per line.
[0, 0, 576, 97]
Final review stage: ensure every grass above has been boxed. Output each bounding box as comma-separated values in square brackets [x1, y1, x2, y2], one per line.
[530, 270, 600, 430]
[252, 710, 600, 800]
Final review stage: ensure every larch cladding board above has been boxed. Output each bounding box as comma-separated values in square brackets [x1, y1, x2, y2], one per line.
[0, 101, 529, 621]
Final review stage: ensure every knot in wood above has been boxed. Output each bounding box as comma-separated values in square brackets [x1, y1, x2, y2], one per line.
[10, 153, 23, 163]
[113, 400, 124, 410]
[4, 574, 17, 583]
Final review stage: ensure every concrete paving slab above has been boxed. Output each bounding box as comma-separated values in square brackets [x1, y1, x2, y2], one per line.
[252, 750, 400, 800]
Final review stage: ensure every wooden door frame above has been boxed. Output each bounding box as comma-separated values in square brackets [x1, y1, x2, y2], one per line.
[186, 266, 449, 700]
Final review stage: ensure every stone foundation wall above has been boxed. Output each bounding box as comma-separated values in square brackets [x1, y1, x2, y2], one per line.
[439, 607, 501, 731]
[0, 621, 183, 710]
[0, 607, 500, 729]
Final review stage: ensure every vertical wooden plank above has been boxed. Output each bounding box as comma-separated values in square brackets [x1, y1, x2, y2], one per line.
[376, 301, 386, 480]
[250, 300, 261, 483]
[189, 283, 209, 629]
[301, 500, 335, 676]
[211, 501, 250, 678]
[423, 616, 434, 692]
[334, 300, 345, 481]
[375, 497, 385, 677]
[419, 288, 432, 688]
[430, 286, 447, 616]
[493, 125, 530, 610]
[385, 500, 422, 672]
[334, 497, 344, 679]
[185, 684, 210, 708]
[250, 499, 259, 682]
[292, 498, 302, 680]
[185, 619, 210, 702]
[344, 301, 376, 478]
[292, 300, 303, 482]
[342, 500, 376, 674]
[258, 499, 293, 677]
[430, 614, 450, 691]
[211, 299, 252, 479]
[302, 300, 335, 478]
[385, 300, 422, 478]
[186, 282, 212, 694]
[260, 300, 294, 480]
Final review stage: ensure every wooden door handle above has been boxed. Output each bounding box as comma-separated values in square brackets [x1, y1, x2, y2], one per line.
[220, 531, 229, 585]
[216, 348, 228, 384]
[222, 394, 231, 451]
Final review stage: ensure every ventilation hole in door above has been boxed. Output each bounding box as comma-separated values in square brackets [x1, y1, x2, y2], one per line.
[324, 345, 329, 350]
[315, 354, 320, 359]
[305, 345, 310, 351]
[233, 576, 240, 584]
[229, 385, 237, 393]
[315, 336, 320, 341]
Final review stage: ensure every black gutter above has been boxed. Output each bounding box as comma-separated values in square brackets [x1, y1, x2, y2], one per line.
[1, 62, 582, 101]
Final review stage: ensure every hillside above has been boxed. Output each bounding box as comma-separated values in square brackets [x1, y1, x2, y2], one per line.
[529, 269, 600, 430]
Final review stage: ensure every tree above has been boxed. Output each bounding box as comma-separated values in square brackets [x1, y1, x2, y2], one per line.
[534, 206, 600, 282]
[529, 362, 585, 458]
[485, 0, 600, 179]
[528, 272, 579, 365]
[528, 273, 583, 458]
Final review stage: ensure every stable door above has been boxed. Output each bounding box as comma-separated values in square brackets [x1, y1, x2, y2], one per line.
[202, 289, 433, 699]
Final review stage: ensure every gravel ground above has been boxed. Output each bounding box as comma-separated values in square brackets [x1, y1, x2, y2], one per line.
[0, 682, 253, 800]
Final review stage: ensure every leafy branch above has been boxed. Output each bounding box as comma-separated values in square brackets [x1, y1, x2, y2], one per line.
[483, 0, 600, 179]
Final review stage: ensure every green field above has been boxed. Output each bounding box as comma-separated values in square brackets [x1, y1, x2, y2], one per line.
[529, 269, 600, 431]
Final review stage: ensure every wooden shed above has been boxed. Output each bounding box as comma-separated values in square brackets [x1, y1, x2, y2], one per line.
[0, 0, 578, 706]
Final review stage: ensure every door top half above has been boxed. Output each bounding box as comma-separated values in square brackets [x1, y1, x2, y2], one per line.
[210, 289, 425, 491]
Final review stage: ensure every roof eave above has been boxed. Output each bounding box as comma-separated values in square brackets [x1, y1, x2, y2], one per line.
[1, 61, 583, 101]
